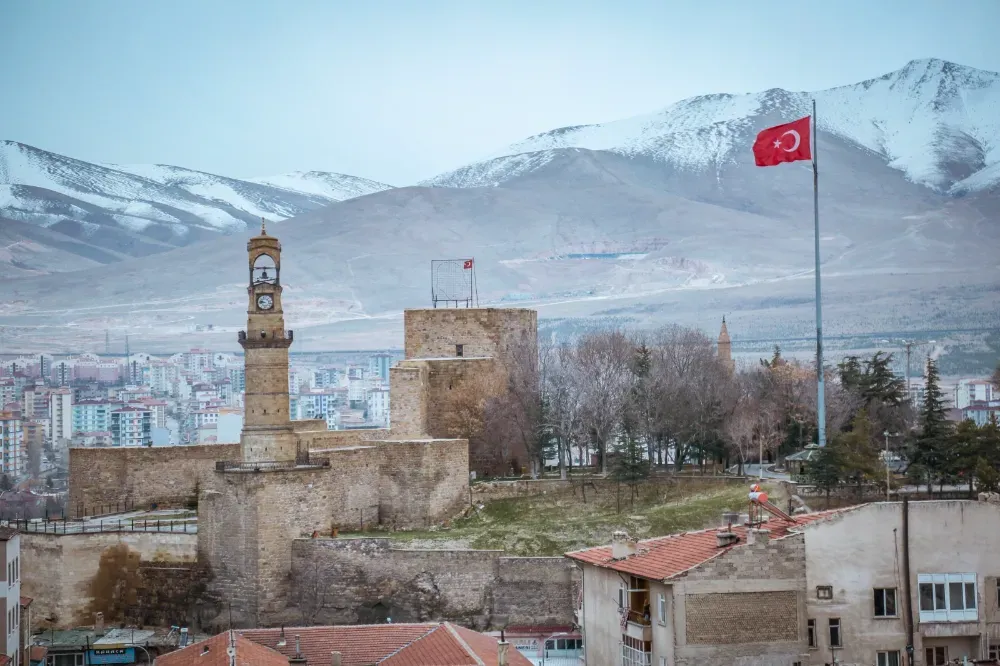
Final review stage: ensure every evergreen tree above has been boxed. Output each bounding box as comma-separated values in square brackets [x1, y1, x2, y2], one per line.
[804, 444, 843, 508]
[834, 411, 884, 498]
[949, 419, 982, 493]
[908, 358, 954, 493]
[611, 430, 649, 511]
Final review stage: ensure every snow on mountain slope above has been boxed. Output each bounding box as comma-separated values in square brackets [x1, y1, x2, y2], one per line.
[0, 140, 394, 269]
[426, 59, 1000, 193]
[249, 171, 392, 201]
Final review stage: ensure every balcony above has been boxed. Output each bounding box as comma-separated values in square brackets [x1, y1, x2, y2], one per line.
[624, 610, 652, 642]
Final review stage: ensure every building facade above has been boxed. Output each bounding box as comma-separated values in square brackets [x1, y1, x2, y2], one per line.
[0, 527, 21, 666]
[48, 389, 72, 445]
[71, 400, 113, 433]
[0, 412, 23, 478]
[110, 407, 152, 447]
[569, 500, 1000, 666]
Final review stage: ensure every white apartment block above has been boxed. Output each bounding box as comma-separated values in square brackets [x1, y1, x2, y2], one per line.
[367, 388, 390, 426]
[48, 388, 72, 444]
[0, 412, 23, 478]
[110, 407, 152, 447]
[954, 379, 996, 410]
[0, 527, 21, 666]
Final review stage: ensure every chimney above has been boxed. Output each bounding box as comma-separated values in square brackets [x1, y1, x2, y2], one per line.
[94, 612, 104, 633]
[288, 634, 308, 665]
[498, 630, 509, 666]
[331, 652, 342, 666]
[715, 530, 739, 548]
[611, 530, 637, 559]
[747, 528, 770, 546]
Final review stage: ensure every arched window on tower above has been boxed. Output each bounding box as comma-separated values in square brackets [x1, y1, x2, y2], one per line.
[253, 254, 277, 285]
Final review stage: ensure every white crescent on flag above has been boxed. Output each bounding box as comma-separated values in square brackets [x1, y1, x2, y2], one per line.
[780, 129, 801, 152]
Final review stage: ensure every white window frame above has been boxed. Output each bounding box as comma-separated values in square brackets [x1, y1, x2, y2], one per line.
[917, 573, 977, 622]
[877, 650, 900, 666]
[657, 593, 666, 626]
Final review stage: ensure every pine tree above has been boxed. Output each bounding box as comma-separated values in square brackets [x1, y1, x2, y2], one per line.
[805, 444, 843, 508]
[611, 431, 649, 511]
[908, 358, 954, 493]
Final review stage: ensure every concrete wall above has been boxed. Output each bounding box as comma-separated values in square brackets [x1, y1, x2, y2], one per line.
[403, 308, 536, 361]
[21, 531, 197, 628]
[68, 443, 241, 510]
[288, 538, 577, 630]
[802, 501, 1000, 665]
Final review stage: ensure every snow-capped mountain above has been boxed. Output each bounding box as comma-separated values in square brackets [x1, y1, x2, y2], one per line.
[0, 140, 393, 271]
[427, 59, 1000, 194]
[248, 171, 391, 202]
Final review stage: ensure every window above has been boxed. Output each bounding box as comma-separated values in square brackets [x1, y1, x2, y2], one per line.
[874, 588, 898, 617]
[816, 585, 833, 599]
[455, 344, 464, 357]
[806, 619, 816, 648]
[660, 659, 666, 666]
[925, 646, 948, 665]
[989, 645, 1000, 660]
[657, 593, 666, 625]
[828, 618, 841, 647]
[876, 651, 900, 666]
[620, 636, 651, 666]
[918, 573, 977, 622]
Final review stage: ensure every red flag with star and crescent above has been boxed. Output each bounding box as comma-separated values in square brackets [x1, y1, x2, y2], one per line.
[463, 259, 473, 269]
[752, 116, 811, 167]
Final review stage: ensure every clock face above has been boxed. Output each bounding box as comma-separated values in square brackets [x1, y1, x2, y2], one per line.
[256, 294, 274, 310]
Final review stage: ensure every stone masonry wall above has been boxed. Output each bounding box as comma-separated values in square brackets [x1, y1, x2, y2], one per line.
[198, 439, 468, 628]
[672, 532, 807, 666]
[21, 531, 198, 629]
[403, 308, 536, 361]
[68, 443, 241, 511]
[389, 364, 428, 437]
[289, 538, 577, 630]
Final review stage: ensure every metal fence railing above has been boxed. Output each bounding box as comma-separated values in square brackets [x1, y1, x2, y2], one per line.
[215, 456, 330, 472]
[7, 517, 197, 535]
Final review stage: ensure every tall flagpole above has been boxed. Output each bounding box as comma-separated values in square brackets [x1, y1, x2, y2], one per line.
[812, 98, 826, 447]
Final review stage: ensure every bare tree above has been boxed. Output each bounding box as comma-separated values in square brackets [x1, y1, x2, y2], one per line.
[575, 331, 635, 475]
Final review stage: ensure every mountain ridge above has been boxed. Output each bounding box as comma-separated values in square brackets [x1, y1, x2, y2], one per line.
[426, 58, 1000, 194]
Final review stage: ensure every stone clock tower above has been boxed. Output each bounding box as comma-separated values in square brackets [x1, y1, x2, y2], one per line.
[238, 220, 296, 462]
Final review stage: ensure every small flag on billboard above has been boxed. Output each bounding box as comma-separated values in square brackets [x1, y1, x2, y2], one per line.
[463, 259, 473, 270]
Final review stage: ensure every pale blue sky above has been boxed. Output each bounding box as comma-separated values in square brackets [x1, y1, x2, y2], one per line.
[3, 0, 998, 184]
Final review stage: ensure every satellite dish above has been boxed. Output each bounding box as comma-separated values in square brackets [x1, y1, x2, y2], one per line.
[226, 647, 236, 657]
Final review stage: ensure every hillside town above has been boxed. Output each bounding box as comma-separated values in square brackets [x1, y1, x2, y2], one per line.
[3, 4, 1000, 666]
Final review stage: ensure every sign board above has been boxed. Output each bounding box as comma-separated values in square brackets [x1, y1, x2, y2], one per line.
[87, 647, 136, 664]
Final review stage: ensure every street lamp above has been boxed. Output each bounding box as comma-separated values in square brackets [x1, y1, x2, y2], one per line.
[883, 431, 899, 502]
[541, 632, 569, 666]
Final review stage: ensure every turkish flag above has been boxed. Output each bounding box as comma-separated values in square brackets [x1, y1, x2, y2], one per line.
[463, 259, 473, 269]
[753, 116, 811, 167]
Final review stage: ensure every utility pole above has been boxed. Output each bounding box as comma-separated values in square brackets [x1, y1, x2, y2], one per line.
[883, 431, 894, 502]
[904, 341, 914, 403]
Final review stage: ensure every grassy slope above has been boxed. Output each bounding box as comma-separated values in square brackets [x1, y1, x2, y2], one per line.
[345, 480, 767, 556]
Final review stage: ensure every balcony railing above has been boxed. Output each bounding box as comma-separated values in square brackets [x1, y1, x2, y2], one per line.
[215, 455, 330, 473]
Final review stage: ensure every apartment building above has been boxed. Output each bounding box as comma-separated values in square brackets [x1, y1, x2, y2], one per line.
[0, 412, 24, 478]
[955, 379, 996, 410]
[71, 400, 114, 433]
[568, 500, 1000, 666]
[48, 389, 72, 444]
[109, 406, 152, 447]
[0, 527, 21, 666]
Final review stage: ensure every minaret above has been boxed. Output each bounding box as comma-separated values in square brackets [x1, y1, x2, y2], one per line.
[238, 219, 296, 462]
[718, 317, 735, 372]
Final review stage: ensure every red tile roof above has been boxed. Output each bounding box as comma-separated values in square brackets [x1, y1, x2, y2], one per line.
[566, 508, 858, 581]
[155, 631, 287, 666]
[28, 646, 48, 662]
[240, 623, 533, 666]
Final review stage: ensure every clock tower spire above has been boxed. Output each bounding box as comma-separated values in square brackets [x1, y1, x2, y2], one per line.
[238, 223, 296, 462]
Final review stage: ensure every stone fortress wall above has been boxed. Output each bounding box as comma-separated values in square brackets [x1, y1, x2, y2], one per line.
[51, 231, 547, 632]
